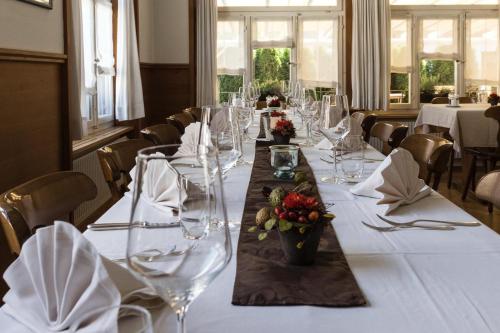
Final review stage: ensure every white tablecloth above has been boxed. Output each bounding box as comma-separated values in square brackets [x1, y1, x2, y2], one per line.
[3, 113, 500, 333]
[415, 103, 498, 152]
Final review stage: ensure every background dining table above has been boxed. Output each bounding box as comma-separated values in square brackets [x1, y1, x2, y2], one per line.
[415, 103, 499, 153]
[2, 112, 500, 332]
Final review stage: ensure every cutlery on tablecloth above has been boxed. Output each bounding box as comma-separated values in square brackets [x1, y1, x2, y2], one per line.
[376, 214, 481, 227]
[87, 221, 180, 231]
[361, 221, 455, 232]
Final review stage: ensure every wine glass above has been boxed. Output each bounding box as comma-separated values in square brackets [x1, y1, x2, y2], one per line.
[234, 106, 254, 143]
[320, 94, 351, 184]
[281, 80, 291, 107]
[70, 305, 153, 333]
[127, 145, 232, 333]
[296, 90, 319, 147]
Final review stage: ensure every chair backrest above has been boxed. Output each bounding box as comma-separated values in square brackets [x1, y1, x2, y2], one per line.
[400, 134, 453, 190]
[141, 124, 181, 145]
[476, 170, 500, 209]
[370, 121, 409, 155]
[484, 106, 500, 151]
[183, 107, 202, 122]
[97, 139, 153, 201]
[431, 97, 449, 104]
[360, 113, 378, 143]
[0, 171, 97, 255]
[166, 112, 195, 134]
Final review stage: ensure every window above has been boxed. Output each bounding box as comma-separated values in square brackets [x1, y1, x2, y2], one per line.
[82, 0, 115, 132]
[217, 4, 342, 103]
[390, 1, 499, 107]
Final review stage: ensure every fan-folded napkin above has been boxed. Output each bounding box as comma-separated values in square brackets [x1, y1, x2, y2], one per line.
[174, 122, 201, 157]
[2, 221, 121, 332]
[350, 148, 431, 214]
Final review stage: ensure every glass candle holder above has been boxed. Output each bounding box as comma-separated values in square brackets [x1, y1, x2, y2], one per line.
[270, 145, 299, 180]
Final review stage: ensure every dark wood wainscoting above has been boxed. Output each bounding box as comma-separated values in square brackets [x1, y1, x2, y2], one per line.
[140, 63, 194, 126]
[0, 49, 69, 193]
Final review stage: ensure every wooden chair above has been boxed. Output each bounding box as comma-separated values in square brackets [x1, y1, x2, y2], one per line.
[476, 170, 500, 213]
[399, 134, 453, 190]
[370, 121, 409, 155]
[459, 96, 474, 104]
[141, 124, 181, 145]
[183, 107, 202, 122]
[351, 112, 378, 143]
[0, 171, 97, 255]
[462, 106, 500, 200]
[97, 139, 153, 201]
[166, 112, 195, 134]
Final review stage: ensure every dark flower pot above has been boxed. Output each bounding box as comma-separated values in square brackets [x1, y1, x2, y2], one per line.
[273, 134, 290, 145]
[490, 102, 498, 106]
[278, 222, 324, 266]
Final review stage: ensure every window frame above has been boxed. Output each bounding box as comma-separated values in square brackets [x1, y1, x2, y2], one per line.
[390, 4, 499, 109]
[82, 0, 116, 135]
[217, 2, 345, 97]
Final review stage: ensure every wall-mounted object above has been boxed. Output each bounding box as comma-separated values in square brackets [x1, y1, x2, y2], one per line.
[18, 0, 52, 9]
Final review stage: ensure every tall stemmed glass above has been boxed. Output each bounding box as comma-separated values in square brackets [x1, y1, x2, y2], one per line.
[320, 94, 351, 184]
[296, 88, 319, 147]
[127, 145, 232, 333]
[281, 80, 291, 107]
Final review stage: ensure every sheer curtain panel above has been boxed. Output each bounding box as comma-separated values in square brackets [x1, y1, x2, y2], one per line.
[298, 17, 338, 89]
[419, 18, 459, 60]
[217, 19, 245, 75]
[68, 0, 86, 140]
[391, 18, 412, 74]
[197, 0, 218, 106]
[116, 0, 145, 121]
[351, 0, 391, 110]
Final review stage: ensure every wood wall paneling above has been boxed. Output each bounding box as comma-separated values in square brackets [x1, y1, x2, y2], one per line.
[0, 50, 69, 192]
[140, 63, 192, 126]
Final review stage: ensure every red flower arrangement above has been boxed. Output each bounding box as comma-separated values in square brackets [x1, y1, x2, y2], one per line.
[270, 110, 286, 117]
[271, 119, 296, 138]
[267, 96, 281, 108]
[488, 93, 499, 105]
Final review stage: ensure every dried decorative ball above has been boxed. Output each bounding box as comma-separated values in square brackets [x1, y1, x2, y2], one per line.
[256, 207, 272, 227]
[268, 187, 286, 207]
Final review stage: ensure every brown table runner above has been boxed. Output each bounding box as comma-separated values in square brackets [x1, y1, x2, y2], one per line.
[232, 141, 366, 307]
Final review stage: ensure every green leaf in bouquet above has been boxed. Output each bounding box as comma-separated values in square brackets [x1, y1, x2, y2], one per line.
[296, 241, 304, 249]
[258, 232, 268, 241]
[299, 226, 307, 234]
[279, 219, 293, 232]
[264, 218, 276, 231]
[248, 226, 258, 233]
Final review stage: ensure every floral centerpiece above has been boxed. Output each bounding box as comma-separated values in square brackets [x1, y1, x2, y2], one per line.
[250, 184, 335, 265]
[271, 119, 296, 144]
[270, 110, 286, 117]
[488, 93, 499, 106]
[266, 95, 282, 109]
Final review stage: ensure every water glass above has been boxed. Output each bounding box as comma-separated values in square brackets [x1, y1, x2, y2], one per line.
[341, 135, 365, 181]
[270, 145, 299, 180]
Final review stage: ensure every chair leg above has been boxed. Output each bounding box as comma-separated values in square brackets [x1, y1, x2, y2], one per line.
[488, 202, 494, 214]
[432, 174, 441, 191]
[471, 160, 478, 192]
[462, 155, 477, 201]
[447, 151, 454, 189]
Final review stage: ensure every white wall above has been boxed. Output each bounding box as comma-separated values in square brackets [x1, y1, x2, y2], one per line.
[0, 0, 64, 54]
[138, 0, 190, 64]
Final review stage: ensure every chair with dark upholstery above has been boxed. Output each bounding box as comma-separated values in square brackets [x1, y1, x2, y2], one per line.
[166, 112, 195, 134]
[459, 96, 474, 104]
[351, 112, 378, 143]
[183, 107, 202, 122]
[97, 139, 153, 201]
[476, 170, 500, 213]
[462, 106, 500, 200]
[141, 124, 181, 145]
[370, 121, 409, 155]
[400, 134, 453, 190]
[0, 171, 97, 255]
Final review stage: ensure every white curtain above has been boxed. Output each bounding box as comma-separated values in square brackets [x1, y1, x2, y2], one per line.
[68, 0, 86, 140]
[197, 0, 218, 107]
[252, 17, 293, 48]
[116, 0, 145, 121]
[351, 0, 390, 110]
[419, 18, 459, 60]
[298, 16, 338, 89]
[217, 19, 245, 75]
[465, 17, 499, 87]
[391, 18, 412, 74]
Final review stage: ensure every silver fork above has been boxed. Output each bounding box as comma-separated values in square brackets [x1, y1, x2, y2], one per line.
[362, 221, 455, 232]
[376, 214, 481, 227]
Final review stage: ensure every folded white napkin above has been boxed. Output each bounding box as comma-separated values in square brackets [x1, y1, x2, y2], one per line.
[350, 148, 431, 214]
[129, 152, 186, 212]
[174, 122, 201, 157]
[2, 221, 121, 332]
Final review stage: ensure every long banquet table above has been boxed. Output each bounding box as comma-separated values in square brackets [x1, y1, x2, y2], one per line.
[3, 114, 500, 332]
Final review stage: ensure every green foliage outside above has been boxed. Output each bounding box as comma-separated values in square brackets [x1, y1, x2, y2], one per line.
[218, 74, 243, 103]
[254, 48, 290, 98]
[390, 59, 455, 104]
